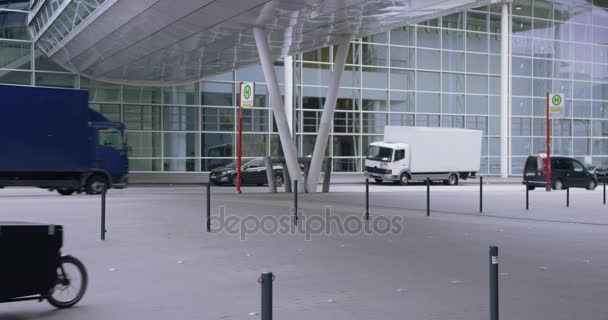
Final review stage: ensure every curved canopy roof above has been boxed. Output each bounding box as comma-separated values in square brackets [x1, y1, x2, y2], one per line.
[29, 0, 494, 85]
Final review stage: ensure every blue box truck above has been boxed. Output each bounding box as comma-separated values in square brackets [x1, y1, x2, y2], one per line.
[0, 84, 128, 195]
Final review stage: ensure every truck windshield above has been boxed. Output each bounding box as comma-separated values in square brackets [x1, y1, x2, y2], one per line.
[99, 128, 124, 151]
[367, 146, 393, 162]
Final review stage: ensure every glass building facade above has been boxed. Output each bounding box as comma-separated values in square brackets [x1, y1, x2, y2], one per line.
[1, 0, 608, 175]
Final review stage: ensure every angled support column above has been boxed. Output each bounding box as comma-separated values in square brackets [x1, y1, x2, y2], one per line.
[306, 40, 350, 193]
[253, 28, 304, 190]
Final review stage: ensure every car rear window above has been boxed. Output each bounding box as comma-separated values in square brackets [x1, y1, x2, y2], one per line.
[524, 156, 537, 172]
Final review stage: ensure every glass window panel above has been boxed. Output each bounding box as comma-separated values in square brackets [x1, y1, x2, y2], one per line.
[362, 44, 387, 66]
[512, 137, 532, 156]
[242, 108, 269, 132]
[35, 72, 76, 88]
[466, 53, 488, 73]
[336, 88, 359, 110]
[333, 136, 360, 157]
[202, 133, 234, 158]
[389, 113, 414, 126]
[127, 132, 161, 157]
[302, 110, 321, 132]
[82, 78, 120, 102]
[552, 119, 572, 137]
[162, 159, 198, 172]
[573, 138, 591, 155]
[573, 120, 591, 137]
[164, 133, 199, 158]
[362, 32, 387, 44]
[334, 111, 360, 133]
[362, 67, 387, 89]
[203, 107, 234, 131]
[340, 65, 361, 88]
[467, 11, 488, 32]
[390, 91, 414, 112]
[442, 30, 464, 50]
[442, 94, 465, 114]
[416, 49, 440, 70]
[416, 26, 440, 48]
[442, 51, 465, 72]
[0, 40, 30, 70]
[362, 90, 387, 111]
[0, 11, 28, 40]
[362, 113, 387, 133]
[163, 106, 197, 131]
[416, 114, 440, 127]
[333, 158, 361, 173]
[90, 103, 120, 122]
[512, 77, 532, 96]
[489, 116, 500, 136]
[302, 63, 331, 85]
[467, 95, 488, 114]
[466, 116, 488, 135]
[442, 115, 464, 128]
[201, 82, 233, 106]
[129, 159, 162, 172]
[466, 32, 489, 52]
[442, 73, 464, 93]
[163, 84, 196, 105]
[512, 97, 532, 116]
[302, 47, 330, 62]
[123, 105, 161, 130]
[389, 46, 415, 68]
[123, 86, 161, 104]
[573, 100, 591, 118]
[443, 12, 464, 29]
[513, 57, 532, 76]
[390, 69, 414, 91]
[416, 92, 440, 113]
[417, 71, 440, 92]
[466, 75, 488, 94]
[390, 26, 414, 46]
[593, 120, 608, 137]
[242, 134, 268, 157]
[0, 69, 30, 85]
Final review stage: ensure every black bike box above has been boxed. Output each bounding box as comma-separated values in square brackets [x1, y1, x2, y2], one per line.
[0, 222, 63, 300]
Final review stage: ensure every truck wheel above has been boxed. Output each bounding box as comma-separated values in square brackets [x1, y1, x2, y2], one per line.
[57, 188, 75, 196]
[85, 175, 107, 195]
[398, 174, 409, 185]
[446, 174, 459, 186]
[374, 179, 383, 184]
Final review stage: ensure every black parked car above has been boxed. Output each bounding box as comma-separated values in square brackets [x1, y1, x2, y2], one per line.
[209, 158, 284, 187]
[523, 155, 597, 190]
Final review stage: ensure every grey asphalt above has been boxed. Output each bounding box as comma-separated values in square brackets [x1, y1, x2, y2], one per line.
[0, 183, 607, 320]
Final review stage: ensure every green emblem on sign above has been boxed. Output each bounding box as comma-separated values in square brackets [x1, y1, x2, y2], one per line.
[243, 85, 252, 100]
[552, 94, 562, 106]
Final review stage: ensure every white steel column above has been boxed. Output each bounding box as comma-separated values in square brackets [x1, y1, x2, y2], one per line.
[284, 55, 294, 134]
[500, 2, 510, 178]
[253, 28, 304, 189]
[306, 40, 350, 193]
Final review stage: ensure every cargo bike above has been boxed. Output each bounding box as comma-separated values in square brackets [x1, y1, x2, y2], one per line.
[0, 222, 87, 308]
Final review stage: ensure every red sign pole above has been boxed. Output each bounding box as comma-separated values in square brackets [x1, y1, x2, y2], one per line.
[236, 82, 243, 194]
[545, 91, 551, 191]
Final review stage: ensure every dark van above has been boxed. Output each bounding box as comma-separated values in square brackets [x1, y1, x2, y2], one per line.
[523, 155, 597, 190]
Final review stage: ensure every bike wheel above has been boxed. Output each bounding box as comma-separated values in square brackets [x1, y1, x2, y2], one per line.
[47, 255, 88, 309]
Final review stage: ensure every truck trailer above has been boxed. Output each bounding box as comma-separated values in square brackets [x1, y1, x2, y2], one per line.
[364, 126, 482, 185]
[0, 84, 128, 195]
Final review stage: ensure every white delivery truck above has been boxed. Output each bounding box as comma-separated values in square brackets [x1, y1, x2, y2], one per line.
[364, 126, 482, 185]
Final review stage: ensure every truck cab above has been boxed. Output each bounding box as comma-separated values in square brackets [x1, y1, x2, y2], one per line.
[88, 114, 129, 193]
[365, 142, 410, 185]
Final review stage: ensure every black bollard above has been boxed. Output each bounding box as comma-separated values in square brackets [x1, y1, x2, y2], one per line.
[365, 178, 370, 221]
[426, 177, 430, 217]
[525, 180, 529, 210]
[489, 246, 499, 320]
[479, 176, 483, 213]
[206, 181, 211, 232]
[566, 187, 570, 208]
[260, 272, 273, 320]
[101, 185, 106, 241]
[604, 182, 606, 205]
[293, 180, 298, 226]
